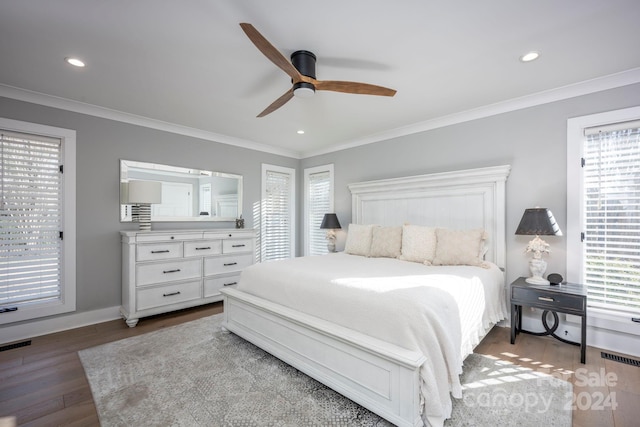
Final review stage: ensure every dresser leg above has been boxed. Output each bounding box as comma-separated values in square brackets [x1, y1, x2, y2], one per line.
[125, 318, 139, 328]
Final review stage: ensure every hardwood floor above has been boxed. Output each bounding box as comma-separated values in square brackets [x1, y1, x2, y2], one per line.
[0, 303, 223, 427]
[474, 326, 640, 427]
[1, 304, 638, 426]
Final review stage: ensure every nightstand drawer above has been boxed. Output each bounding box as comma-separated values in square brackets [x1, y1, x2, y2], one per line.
[512, 286, 585, 312]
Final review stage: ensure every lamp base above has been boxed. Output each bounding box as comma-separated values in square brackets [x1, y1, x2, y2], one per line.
[527, 257, 549, 285]
[325, 230, 337, 253]
[135, 203, 152, 231]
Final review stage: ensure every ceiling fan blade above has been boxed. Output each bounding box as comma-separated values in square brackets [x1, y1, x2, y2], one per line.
[257, 88, 295, 117]
[314, 80, 396, 97]
[240, 23, 303, 83]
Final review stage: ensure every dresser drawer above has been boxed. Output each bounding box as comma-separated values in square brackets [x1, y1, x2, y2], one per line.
[223, 239, 253, 254]
[135, 232, 203, 243]
[512, 286, 585, 312]
[137, 280, 201, 311]
[204, 274, 241, 298]
[136, 259, 201, 286]
[137, 242, 183, 262]
[184, 240, 222, 257]
[204, 253, 253, 276]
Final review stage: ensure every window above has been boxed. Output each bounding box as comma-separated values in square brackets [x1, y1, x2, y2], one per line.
[199, 183, 211, 216]
[304, 164, 334, 256]
[567, 107, 640, 317]
[0, 118, 76, 324]
[259, 164, 295, 262]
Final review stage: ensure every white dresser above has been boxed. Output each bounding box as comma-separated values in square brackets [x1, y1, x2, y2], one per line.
[120, 229, 256, 327]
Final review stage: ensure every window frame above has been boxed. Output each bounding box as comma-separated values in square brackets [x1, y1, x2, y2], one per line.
[303, 164, 335, 256]
[0, 117, 76, 324]
[260, 163, 296, 262]
[567, 106, 640, 319]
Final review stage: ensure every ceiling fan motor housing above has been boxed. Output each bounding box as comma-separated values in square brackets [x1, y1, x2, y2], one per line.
[291, 50, 316, 96]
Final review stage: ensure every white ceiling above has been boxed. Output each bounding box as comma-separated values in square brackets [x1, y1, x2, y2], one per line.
[1, 0, 640, 158]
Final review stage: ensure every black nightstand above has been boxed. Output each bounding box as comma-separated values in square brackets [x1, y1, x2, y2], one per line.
[510, 277, 587, 363]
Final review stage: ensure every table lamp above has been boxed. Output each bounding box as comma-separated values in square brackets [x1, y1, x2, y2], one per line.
[515, 207, 562, 285]
[127, 180, 162, 231]
[320, 213, 341, 253]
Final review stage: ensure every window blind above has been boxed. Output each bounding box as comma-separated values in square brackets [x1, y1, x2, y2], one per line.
[583, 125, 640, 314]
[261, 168, 293, 261]
[307, 170, 331, 256]
[199, 183, 211, 215]
[1, 130, 63, 309]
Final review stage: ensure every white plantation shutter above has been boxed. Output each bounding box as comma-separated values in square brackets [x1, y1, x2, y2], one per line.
[261, 165, 295, 262]
[305, 167, 333, 256]
[582, 122, 640, 314]
[1, 130, 63, 309]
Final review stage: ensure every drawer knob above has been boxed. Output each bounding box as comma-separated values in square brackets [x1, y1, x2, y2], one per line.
[151, 250, 170, 254]
[232, 244, 245, 248]
[196, 247, 211, 250]
[163, 291, 181, 297]
[224, 262, 238, 266]
[223, 282, 238, 287]
[163, 269, 181, 274]
[538, 296, 555, 302]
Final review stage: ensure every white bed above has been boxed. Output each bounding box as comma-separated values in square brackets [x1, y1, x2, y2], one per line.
[221, 165, 511, 427]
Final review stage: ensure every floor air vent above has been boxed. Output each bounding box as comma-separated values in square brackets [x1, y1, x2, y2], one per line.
[601, 351, 640, 367]
[0, 340, 32, 352]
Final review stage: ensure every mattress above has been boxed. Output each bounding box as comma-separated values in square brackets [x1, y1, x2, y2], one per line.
[237, 253, 507, 425]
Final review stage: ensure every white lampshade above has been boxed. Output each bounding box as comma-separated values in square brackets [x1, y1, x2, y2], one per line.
[127, 180, 162, 204]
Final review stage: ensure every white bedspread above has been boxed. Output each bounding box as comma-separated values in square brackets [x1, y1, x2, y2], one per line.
[237, 253, 507, 426]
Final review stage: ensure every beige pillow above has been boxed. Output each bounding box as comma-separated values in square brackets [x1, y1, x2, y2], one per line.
[344, 224, 375, 256]
[399, 224, 437, 264]
[369, 226, 402, 258]
[432, 228, 487, 266]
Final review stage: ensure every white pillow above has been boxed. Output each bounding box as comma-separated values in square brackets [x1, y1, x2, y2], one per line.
[399, 224, 437, 264]
[344, 224, 375, 256]
[432, 228, 487, 267]
[369, 226, 402, 258]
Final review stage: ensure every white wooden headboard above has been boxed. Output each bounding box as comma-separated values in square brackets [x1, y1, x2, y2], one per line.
[348, 165, 511, 269]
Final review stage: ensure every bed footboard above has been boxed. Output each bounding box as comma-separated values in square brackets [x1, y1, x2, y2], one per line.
[221, 288, 426, 427]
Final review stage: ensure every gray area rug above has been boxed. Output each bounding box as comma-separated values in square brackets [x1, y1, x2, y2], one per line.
[79, 314, 572, 426]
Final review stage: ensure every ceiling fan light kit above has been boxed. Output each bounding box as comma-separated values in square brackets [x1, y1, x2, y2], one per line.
[291, 50, 317, 98]
[239, 23, 396, 117]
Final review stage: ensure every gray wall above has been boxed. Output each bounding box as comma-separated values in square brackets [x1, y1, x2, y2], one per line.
[301, 83, 640, 286]
[0, 97, 297, 319]
[2, 82, 639, 324]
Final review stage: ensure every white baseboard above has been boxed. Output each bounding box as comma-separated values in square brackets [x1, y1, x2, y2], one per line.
[1, 306, 122, 345]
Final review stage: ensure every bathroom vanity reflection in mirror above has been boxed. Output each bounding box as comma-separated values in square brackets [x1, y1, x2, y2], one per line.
[120, 160, 242, 222]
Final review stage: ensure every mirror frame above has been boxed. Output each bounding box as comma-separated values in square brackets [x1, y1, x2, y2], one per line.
[120, 159, 243, 223]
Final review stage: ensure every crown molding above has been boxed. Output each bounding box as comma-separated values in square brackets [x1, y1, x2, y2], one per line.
[3, 67, 640, 161]
[0, 84, 302, 159]
[301, 67, 640, 158]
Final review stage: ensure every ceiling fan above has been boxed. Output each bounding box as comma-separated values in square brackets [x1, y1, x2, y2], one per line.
[239, 23, 397, 117]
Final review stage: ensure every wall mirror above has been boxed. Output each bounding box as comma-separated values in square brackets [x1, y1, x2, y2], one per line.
[120, 160, 242, 222]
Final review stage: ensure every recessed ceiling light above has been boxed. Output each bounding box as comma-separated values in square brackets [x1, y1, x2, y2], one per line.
[519, 51, 540, 63]
[65, 57, 86, 67]
[297, 130, 305, 135]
